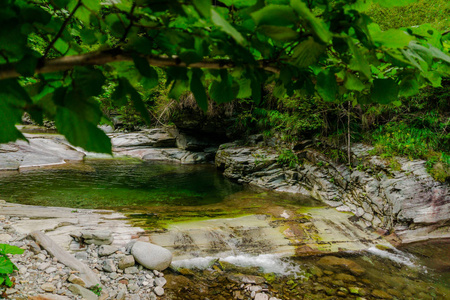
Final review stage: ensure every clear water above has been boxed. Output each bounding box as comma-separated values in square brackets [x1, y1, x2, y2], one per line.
[0, 159, 244, 209]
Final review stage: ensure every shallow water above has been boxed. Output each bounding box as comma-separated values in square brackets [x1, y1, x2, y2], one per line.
[0, 159, 244, 208]
[1, 159, 449, 299]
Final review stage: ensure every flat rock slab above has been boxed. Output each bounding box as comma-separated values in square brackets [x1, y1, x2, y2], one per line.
[149, 207, 389, 261]
[0, 202, 145, 250]
[0, 135, 85, 171]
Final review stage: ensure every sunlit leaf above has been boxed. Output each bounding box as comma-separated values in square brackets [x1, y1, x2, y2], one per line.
[211, 9, 246, 45]
[290, 0, 331, 43]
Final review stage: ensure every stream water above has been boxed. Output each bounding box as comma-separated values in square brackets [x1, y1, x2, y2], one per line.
[0, 159, 449, 299]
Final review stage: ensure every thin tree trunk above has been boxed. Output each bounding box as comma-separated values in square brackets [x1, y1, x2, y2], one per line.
[347, 100, 351, 166]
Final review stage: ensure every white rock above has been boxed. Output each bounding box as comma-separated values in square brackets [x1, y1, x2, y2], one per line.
[131, 242, 172, 271]
[155, 277, 166, 287]
[98, 245, 118, 257]
[154, 286, 164, 296]
[255, 293, 269, 300]
[41, 283, 56, 292]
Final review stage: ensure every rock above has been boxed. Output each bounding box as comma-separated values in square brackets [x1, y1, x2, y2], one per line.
[102, 259, 117, 273]
[98, 245, 118, 257]
[0, 138, 85, 171]
[118, 255, 135, 269]
[154, 276, 167, 287]
[130, 241, 172, 271]
[29, 295, 72, 300]
[68, 284, 99, 300]
[317, 256, 365, 276]
[154, 286, 164, 296]
[68, 274, 87, 287]
[124, 266, 139, 274]
[110, 128, 176, 148]
[255, 293, 269, 300]
[334, 273, 356, 282]
[41, 283, 56, 292]
[371, 289, 393, 299]
[81, 230, 113, 245]
[227, 274, 265, 284]
[0, 233, 13, 242]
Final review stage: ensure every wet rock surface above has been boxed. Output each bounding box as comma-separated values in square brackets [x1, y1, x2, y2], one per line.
[216, 142, 450, 244]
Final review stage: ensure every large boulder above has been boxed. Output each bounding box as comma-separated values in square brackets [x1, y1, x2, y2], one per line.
[130, 241, 172, 271]
[110, 128, 176, 148]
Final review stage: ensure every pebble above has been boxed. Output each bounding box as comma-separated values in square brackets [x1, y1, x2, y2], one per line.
[41, 283, 56, 292]
[154, 286, 164, 296]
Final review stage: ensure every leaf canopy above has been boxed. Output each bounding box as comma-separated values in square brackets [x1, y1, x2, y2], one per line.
[0, 0, 448, 153]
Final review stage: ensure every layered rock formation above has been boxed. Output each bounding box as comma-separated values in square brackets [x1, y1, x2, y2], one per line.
[216, 142, 450, 244]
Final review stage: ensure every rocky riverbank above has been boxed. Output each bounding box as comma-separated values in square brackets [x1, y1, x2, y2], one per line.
[215, 139, 450, 244]
[0, 201, 173, 299]
[1, 127, 449, 245]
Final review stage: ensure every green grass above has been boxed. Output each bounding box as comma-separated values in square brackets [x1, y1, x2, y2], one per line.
[369, 117, 450, 182]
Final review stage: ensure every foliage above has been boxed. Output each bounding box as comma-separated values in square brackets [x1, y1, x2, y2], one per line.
[369, 115, 450, 180]
[0, 0, 449, 153]
[368, 0, 450, 31]
[0, 244, 24, 294]
[277, 149, 300, 168]
[89, 284, 102, 296]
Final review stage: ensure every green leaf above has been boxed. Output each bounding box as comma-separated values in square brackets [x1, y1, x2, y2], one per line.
[0, 79, 30, 143]
[15, 53, 39, 77]
[428, 44, 450, 64]
[72, 66, 106, 97]
[211, 9, 246, 45]
[251, 76, 262, 104]
[193, 0, 211, 18]
[291, 37, 325, 67]
[83, 0, 101, 11]
[52, 0, 71, 9]
[190, 69, 208, 112]
[370, 78, 399, 104]
[258, 25, 298, 41]
[0, 259, 14, 274]
[347, 38, 371, 79]
[21, 5, 51, 24]
[209, 70, 237, 104]
[132, 55, 158, 89]
[290, 0, 331, 43]
[79, 28, 98, 45]
[179, 50, 203, 65]
[252, 5, 297, 27]
[54, 39, 69, 53]
[316, 69, 337, 102]
[55, 107, 112, 154]
[344, 73, 366, 92]
[0, 244, 25, 255]
[74, 6, 91, 24]
[236, 77, 252, 99]
[369, 26, 414, 48]
[221, 0, 258, 8]
[399, 77, 419, 98]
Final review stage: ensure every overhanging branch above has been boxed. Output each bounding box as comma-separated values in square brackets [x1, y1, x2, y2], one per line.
[0, 50, 280, 80]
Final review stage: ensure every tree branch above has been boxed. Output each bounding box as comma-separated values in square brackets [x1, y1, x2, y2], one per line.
[43, 0, 82, 58]
[0, 50, 280, 80]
